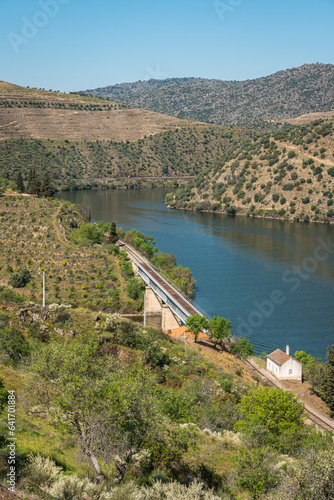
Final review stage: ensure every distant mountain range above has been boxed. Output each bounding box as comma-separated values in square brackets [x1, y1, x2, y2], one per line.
[84, 63, 334, 125]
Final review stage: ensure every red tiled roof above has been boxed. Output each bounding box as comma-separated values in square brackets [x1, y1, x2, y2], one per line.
[267, 349, 301, 366]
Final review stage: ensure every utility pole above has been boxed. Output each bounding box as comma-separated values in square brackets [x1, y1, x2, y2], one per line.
[42, 271, 46, 308]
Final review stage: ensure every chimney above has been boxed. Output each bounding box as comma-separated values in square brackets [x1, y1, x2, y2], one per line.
[286, 345, 290, 356]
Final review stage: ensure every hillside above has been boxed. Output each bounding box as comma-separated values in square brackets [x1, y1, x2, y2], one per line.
[0, 81, 259, 189]
[85, 63, 334, 125]
[0, 82, 260, 189]
[0, 81, 202, 142]
[0, 194, 333, 499]
[166, 118, 334, 224]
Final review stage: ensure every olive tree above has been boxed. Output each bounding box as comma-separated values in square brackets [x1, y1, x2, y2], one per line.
[28, 341, 163, 484]
[186, 314, 208, 343]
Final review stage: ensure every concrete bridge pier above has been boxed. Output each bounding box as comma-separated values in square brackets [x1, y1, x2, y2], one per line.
[144, 287, 162, 328]
[162, 304, 182, 331]
[144, 287, 181, 331]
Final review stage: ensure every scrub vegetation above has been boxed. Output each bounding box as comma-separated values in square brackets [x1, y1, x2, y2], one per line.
[167, 117, 334, 224]
[0, 195, 333, 499]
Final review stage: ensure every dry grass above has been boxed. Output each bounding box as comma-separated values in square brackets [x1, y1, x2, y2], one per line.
[0, 81, 205, 142]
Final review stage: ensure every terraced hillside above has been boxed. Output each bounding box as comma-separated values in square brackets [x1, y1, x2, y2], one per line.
[166, 118, 334, 224]
[86, 64, 334, 125]
[0, 81, 202, 142]
[0, 195, 140, 313]
[0, 81, 257, 189]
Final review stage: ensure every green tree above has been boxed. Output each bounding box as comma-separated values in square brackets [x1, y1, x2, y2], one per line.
[0, 327, 30, 366]
[186, 314, 208, 343]
[29, 342, 164, 484]
[27, 167, 41, 196]
[109, 222, 118, 244]
[208, 316, 231, 347]
[16, 171, 25, 193]
[230, 338, 255, 359]
[235, 386, 305, 441]
[126, 277, 145, 300]
[322, 345, 334, 418]
[294, 350, 316, 365]
[8, 268, 31, 288]
[70, 224, 104, 245]
[41, 172, 54, 198]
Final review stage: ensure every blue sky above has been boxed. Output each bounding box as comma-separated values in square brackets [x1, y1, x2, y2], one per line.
[1, 0, 333, 92]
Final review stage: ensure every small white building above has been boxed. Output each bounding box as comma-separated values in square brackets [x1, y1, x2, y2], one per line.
[267, 345, 302, 381]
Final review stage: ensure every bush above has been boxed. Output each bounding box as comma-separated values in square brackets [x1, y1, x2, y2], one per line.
[0, 326, 30, 366]
[126, 277, 145, 300]
[69, 224, 104, 245]
[234, 447, 280, 497]
[8, 268, 31, 288]
[0, 286, 25, 305]
[24, 454, 63, 486]
[105, 313, 123, 332]
[230, 338, 255, 359]
[235, 386, 305, 439]
[54, 308, 72, 326]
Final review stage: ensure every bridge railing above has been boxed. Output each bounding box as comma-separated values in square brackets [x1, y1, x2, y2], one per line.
[138, 260, 211, 320]
[120, 240, 211, 320]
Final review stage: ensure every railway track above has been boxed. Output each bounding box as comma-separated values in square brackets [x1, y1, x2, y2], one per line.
[120, 241, 334, 435]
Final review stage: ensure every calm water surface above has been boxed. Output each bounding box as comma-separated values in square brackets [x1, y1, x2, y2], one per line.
[57, 188, 334, 359]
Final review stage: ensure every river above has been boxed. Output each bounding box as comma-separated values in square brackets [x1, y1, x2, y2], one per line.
[56, 188, 334, 359]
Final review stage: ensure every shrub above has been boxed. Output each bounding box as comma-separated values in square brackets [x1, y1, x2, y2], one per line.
[230, 338, 255, 359]
[272, 193, 279, 203]
[105, 313, 123, 332]
[235, 386, 305, 440]
[69, 224, 104, 245]
[288, 150, 296, 158]
[0, 327, 30, 366]
[0, 286, 25, 305]
[234, 447, 279, 497]
[24, 454, 62, 486]
[126, 277, 145, 300]
[8, 268, 31, 288]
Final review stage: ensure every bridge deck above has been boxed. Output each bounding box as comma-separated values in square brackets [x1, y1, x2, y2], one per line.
[119, 241, 203, 319]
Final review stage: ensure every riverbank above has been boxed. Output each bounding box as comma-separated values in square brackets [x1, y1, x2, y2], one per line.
[55, 176, 191, 192]
[166, 203, 334, 225]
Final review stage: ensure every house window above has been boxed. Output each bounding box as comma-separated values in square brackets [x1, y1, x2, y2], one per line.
[289, 369, 292, 375]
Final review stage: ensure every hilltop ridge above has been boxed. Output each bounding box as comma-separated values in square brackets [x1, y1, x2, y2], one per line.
[85, 63, 334, 125]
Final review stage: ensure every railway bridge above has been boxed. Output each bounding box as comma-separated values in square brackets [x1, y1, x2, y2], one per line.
[118, 241, 209, 331]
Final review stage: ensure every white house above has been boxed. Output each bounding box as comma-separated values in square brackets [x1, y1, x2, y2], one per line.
[267, 345, 302, 381]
